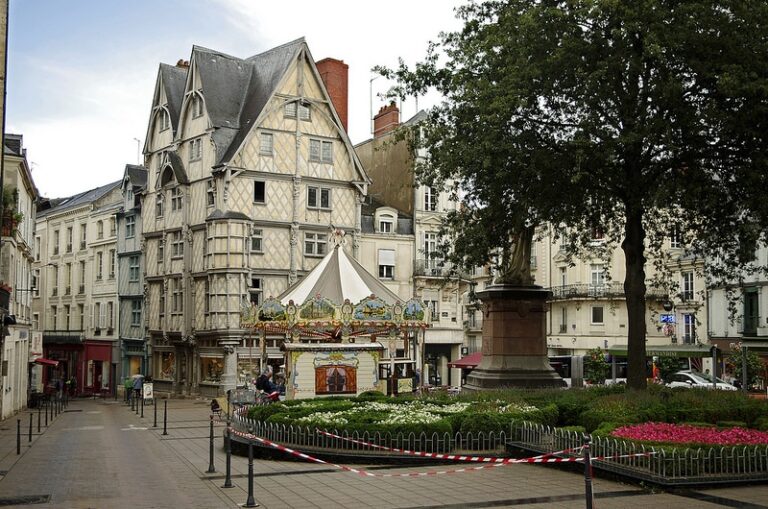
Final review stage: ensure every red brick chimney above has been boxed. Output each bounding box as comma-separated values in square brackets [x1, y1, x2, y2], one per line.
[316, 58, 349, 133]
[373, 102, 400, 138]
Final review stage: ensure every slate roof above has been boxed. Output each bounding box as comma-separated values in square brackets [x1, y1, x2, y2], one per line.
[158, 38, 306, 167]
[159, 64, 187, 133]
[206, 209, 251, 221]
[37, 180, 122, 218]
[124, 164, 147, 189]
[360, 196, 413, 235]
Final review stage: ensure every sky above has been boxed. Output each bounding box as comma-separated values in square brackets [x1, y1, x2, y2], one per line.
[6, 0, 464, 198]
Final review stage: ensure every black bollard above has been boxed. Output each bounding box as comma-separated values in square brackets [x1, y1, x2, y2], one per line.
[44, 401, 48, 427]
[162, 399, 168, 436]
[222, 390, 233, 488]
[16, 419, 21, 455]
[135, 395, 139, 415]
[583, 436, 594, 509]
[153, 397, 158, 428]
[37, 405, 41, 433]
[28, 413, 32, 442]
[206, 415, 216, 473]
[244, 440, 258, 507]
[141, 397, 144, 418]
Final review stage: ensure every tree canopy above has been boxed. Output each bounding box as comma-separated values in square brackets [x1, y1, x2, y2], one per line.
[378, 0, 768, 389]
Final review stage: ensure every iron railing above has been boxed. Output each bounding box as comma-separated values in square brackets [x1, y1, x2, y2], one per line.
[414, 259, 468, 278]
[512, 421, 768, 485]
[231, 413, 508, 457]
[548, 283, 667, 301]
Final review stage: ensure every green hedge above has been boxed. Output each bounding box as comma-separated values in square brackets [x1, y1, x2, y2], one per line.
[243, 386, 768, 442]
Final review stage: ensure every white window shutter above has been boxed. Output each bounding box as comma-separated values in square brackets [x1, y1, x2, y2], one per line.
[378, 249, 395, 266]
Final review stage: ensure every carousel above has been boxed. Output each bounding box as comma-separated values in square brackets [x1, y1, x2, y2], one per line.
[241, 231, 429, 399]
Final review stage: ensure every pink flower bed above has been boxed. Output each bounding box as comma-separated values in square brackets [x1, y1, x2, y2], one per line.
[611, 422, 768, 446]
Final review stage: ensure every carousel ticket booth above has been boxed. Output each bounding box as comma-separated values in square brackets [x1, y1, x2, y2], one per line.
[241, 232, 428, 399]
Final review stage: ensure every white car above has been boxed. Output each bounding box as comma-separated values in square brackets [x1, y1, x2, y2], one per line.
[666, 371, 737, 391]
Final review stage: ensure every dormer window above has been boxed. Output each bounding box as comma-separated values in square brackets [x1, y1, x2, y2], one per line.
[379, 214, 394, 233]
[158, 109, 170, 131]
[191, 94, 204, 118]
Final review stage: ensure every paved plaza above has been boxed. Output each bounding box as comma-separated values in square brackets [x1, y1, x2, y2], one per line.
[0, 398, 767, 508]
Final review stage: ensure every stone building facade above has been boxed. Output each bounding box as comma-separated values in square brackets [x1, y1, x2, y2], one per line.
[140, 40, 369, 396]
[33, 181, 122, 396]
[355, 106, 467, 387]
[1, 134, 39, 418]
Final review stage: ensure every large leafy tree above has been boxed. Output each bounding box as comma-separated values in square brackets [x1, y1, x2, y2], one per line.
[379, 0, 768, 389]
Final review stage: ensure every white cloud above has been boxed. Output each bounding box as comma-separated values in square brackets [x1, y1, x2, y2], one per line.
[210, 0, 463, 141]
[10, 0, 464, 198]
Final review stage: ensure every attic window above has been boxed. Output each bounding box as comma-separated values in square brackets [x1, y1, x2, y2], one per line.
[299, 103, 311, 121]
[284, 102, 297, 118]
[158, 109, 170, 131]
[379, 214, 395, 233]
[259, 133, 273, 155]
[191, 95, 204, 118]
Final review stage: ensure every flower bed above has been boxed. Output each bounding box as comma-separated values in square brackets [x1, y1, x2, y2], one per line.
[611, 422, 768, 446]
[246, 393, 557, 436]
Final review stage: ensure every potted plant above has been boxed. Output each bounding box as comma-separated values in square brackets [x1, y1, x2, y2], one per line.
[1, 186, 23, 237]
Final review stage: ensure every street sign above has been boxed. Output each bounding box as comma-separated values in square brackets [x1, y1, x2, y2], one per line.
[660, 314, 675, 324]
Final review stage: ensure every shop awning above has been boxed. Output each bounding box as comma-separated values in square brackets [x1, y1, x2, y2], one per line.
[33, 357, 60, 367]
[606, 344, 713, 358]
[448, 351, 483, 369]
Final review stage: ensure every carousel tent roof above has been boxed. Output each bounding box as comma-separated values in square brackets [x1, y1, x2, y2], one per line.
[278, 245, 402, 306]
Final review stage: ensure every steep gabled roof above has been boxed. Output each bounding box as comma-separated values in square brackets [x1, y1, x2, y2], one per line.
[123, 164, 147, 190]
[192, 39, 305, 165]
[159, 64, 188, 133]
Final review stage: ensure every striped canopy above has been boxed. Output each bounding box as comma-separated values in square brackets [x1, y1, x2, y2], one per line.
[278, 245, 402, 306]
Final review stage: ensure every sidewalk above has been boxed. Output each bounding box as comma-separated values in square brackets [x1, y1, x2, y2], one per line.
[0, 397, 766, 508]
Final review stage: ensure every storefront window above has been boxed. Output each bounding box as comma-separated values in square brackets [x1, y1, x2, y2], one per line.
[159, 352, 175, 380]
[201, 357, 224, 383]
[129, 356, 142, 376]
[237, 356, 260, 386]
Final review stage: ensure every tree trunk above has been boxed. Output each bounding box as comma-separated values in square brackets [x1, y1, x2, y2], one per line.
[622, 205, 647, 390]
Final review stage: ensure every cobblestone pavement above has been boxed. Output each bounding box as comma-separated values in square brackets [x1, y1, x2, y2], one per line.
[0, 397, 766, 508]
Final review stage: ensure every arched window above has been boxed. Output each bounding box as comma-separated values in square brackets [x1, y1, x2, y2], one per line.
[191, 94, 204, 118]
[379, 214, 395, 233]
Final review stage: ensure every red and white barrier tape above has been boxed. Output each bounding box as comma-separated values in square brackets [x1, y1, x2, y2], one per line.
[229, 427, 653, 478]
[316, 429, 582, 463]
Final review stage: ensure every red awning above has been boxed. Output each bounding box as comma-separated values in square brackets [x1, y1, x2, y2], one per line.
[33, 358, 60, 367]
[448, 352, 483, 369]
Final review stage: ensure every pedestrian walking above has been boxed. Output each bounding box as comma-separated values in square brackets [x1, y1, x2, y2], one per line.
[133, 375, 144, 401]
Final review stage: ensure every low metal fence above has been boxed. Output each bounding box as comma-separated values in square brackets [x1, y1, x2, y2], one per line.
[512, 421, 768, 485]
[230, 410, 508, 458]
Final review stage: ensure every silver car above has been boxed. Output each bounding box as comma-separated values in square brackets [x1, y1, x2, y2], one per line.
[666, 371, 738, 391]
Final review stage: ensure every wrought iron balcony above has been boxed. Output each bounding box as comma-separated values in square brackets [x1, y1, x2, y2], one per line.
[548, 283, 667, 301]
[414, 259, 467, 278]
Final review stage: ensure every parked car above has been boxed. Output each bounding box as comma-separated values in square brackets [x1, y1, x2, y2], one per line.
[666, 370, 737, 391]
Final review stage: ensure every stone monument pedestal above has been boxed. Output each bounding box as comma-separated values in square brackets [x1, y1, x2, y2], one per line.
[463, 285, 565, 391]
